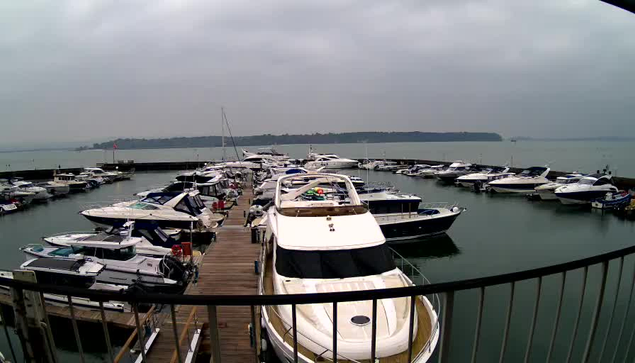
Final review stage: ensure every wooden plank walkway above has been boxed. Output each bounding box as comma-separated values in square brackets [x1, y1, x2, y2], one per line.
[146, 186, 260, 363]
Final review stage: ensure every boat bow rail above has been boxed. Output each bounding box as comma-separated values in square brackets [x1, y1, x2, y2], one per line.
[3, 244, 635, 362]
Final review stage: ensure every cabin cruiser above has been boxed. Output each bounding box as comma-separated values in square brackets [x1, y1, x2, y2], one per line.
[38, 180, 70, 197]
[418, 165, 445, 178]
[487, 167, 550, 194]
[21, 237, 191, 293]
[455, 167, 514, 188]
[304, 154, 358, 169]
[555, 175, 619, 205]
[0, 199, 19, 214]
[0, 181, 36, 203]
[0, 258, 127, 311]
[10, 180, 52, 201]
[136, 178, 233, 209]
[84, 167, 119, 183]
[242, 147, 289, 161]
[434, 161, 473, 183]
[534, 173, 584, 200]
[358, 159, 384, 170]
[359, 188, 463, 241]
[81, 191, 220, 232]
[53, 173, 89, 192]
[405, 165, 431, 177]
[43, 222, 180, 254]
[260, 173, 439, 362]
[376, 162, 402, 172]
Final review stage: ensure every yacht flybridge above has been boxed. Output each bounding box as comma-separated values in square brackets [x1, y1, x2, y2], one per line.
[260, 173, 439, 362]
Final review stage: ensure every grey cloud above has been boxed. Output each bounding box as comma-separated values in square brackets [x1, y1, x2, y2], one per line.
[1, 0, 634, 144]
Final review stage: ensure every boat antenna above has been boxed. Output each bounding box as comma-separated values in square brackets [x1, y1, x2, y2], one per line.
[222, 109, 242, 161]
[221, 107, 226, 161]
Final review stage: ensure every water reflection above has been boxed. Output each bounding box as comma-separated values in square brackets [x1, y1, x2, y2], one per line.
[390, 234, 460, 260]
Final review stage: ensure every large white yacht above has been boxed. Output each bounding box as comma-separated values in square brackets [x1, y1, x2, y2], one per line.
[487, 166, 550, 194]
[534, 173, 584, 200]
[80, 191, 218, 231]
[417, 165, 445, 178]
[304, 154, 358, 169]
[554, 175, 619, 205]
[260, 173, 439, 362]
[10, 180, 51, 201]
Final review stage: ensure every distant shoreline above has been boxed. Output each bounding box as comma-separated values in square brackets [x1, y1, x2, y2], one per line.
[84, 131, 503, 150]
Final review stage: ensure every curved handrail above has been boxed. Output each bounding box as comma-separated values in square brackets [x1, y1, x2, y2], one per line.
[2, 244, 635, 306]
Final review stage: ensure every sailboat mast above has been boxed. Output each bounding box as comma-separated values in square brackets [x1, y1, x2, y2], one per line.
[221, 107, 226, 161]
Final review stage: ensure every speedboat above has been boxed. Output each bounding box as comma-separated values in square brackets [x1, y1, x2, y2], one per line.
[80, 191, 220, 232]
[242, 147, 289, 161]
[0, 199, 19, 214]
[43, 222, 180, 253]
[555, 175, 619, 205]
[10, 180, 52, 201]
[0, 258, 127, 311]
[417, 165, 445, 178]
[534, 173, 584, 200]
[456, 167, 514, 188]
[405, 165, 431, 177]
[304, 154, 358, 169]
[591, 191, 632, 210]
[488, 166, 551, 194]
[84, 167, 119, 183]
[260, 173, 440, 362]
[21, 238, 191, 293]
[0, 181, 36, 203]
[434, 161, 473, 183]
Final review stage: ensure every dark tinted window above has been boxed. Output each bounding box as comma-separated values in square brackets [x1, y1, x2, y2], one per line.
[275, 244, 395, 279]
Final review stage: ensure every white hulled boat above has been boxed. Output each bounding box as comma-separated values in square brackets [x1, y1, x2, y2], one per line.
[417, 165, 445, 178]
[434, 161, 473, 183]
[260, 173, 439, 362]
[534, 173, 584, 200]
[487, 166, 550, 194]
[555, 175, 619, 205]
[455, 167, 514, 188]
[304, 154, 358, 169]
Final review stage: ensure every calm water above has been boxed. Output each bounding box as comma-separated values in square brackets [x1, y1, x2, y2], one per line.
[1, 140, 633, 176]
[0, 169, 634, 361]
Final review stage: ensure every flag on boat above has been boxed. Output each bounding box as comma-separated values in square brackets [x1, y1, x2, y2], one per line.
[113, 142, 118, 149]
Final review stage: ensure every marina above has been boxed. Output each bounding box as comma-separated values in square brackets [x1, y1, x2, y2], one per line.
[0, 148, 634, 362]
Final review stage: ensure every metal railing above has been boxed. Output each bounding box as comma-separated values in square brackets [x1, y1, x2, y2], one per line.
[2, 244, 635, 362]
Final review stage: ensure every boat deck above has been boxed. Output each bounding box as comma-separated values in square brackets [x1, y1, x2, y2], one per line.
[145, 186, 260, 363]
[262, 253, 433, 363]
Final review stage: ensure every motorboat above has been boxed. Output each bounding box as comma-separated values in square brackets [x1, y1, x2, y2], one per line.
[405, 165, 432, 177]
[359, 188, 463, 241]
[43, 222, 180, 254]
[10, 180, 52, 201]
[555, 175, 619, 205]
[80, 191, 220, 232]
[374, 203, 464, 242]
[487, 166, 551, 194]
[304, 154, 358, 169]
[0, 200, 19, 214]
[434, 161, 473, 183]
[376, 161, 402, 172]
[417, 165, 445, 178]
[38, 181, 70, 197]
[591, 191, 632, 210]
[84, 167, 119, 183]
[534, 173, 584, 201]
[242, 147, 289, 161]
[53, 173, 89, 192]
[455, 167, 514, 188]
[260, 173, 439, 362]
[0, 258, 127, 311]
[21, 238, 192, 293]
[0, 181, 36, 203]
[136, 178, 234, 209]
[358, 159, 384, 170]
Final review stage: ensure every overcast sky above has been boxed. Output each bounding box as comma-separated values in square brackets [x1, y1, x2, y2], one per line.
[1, 0, 634, 145]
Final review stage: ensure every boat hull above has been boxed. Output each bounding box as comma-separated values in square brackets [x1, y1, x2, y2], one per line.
[535, 189, 558, 200]
[376, 210, 461, 242]
[555, 190, 614, 205]
[82, 214, 197, 231]
[489, 183, 546, 194]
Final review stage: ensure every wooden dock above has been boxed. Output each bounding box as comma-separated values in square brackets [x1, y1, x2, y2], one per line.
[145, 186, 260, 363]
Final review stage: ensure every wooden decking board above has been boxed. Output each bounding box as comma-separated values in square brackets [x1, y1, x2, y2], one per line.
[146, 185, 260, 363]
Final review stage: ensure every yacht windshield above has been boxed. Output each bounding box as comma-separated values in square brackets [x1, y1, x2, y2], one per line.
[129, 202, 159, 210]
[275, 245, 395, 279]
[580, 179, 595, 185]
